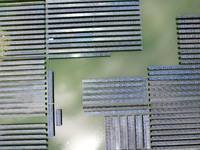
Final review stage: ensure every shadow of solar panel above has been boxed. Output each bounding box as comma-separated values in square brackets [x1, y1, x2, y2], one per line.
[148, 65, 200, 150]
[46, 0, 142, 59]
[82, 78, 149, 115]
[177, 14, 200, 65]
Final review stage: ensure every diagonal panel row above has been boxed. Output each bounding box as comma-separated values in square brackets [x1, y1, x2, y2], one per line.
[0, 123, 48, 150]
[46, 0, 142, 59]
[82, 78, 149, 115]
[148, 65, 200, 150]
[177, 14, 200, 65]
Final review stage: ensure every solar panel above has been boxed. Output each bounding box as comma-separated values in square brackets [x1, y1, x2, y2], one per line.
[82, 78, 149, 115]
[177, 14, 200, 65]
[0, 61, 47, 118]
[0, 0, 144, 148]
[105, 115, 150, 150]
[0, 123, 48, 150]
[1, 0, 199, 149]
[47, 71, 55, 137]
[148, 65, 200, 149]
[46, 0, 142, 58]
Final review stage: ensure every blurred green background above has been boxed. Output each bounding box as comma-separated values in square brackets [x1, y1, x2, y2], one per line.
[47, 0, 200, 149]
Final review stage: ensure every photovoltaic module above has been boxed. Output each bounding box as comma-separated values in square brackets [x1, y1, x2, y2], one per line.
[0, 0, 200, 150]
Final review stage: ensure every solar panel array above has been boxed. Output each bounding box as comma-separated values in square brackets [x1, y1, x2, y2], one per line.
[82, 78, 151, 149]
[148, 65, 200, 149]
[1, 0, 200, 149]
[0, 1, 47, 118]
[46, 0, 142, 59]
[83, 66, 200, 149]
[82, 14, 200, 149]
[0, 1, 46, 59]
[177, 14, 200, 65]
[0, 0, 143, 60]
[0, 1, 49, 149]
[105, 115, 150, 150]
[0, 60, 47, 118]
[0, 123, 48, 150]
[0, 0, 144, 149]
[82, 78, 149, 115]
